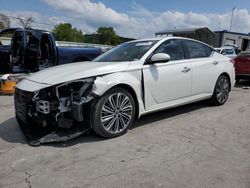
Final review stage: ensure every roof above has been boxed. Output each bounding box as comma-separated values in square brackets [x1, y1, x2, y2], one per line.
[215, 30, 250, 37]
[0, 28, 49, 34]
[155, 27, 215, 36]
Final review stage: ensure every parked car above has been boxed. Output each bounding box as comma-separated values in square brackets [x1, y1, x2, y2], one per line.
[234, 50, 250, 83]
[215, 46, 241, 59]
[0, 28, 102, 74]
[15, 37, 235, 145]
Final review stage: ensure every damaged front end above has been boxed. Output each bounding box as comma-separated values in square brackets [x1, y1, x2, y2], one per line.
[15, 78, 98, 146]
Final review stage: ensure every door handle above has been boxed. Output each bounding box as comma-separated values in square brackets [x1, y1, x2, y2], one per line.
[182, 67, 191, 73]
[212, 61, 219, 65]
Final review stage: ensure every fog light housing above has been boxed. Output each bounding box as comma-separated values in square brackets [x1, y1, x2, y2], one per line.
[36, 100, 50, 114]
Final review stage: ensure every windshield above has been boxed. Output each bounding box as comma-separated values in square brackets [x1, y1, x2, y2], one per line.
[222, 49, 234, 55]
[94, 40, 159, 62]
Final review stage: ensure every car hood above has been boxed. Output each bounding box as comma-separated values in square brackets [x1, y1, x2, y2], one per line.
[26, 61, 131, 85]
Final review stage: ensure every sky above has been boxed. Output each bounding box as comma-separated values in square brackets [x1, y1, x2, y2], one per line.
[1, 0, 250, 38]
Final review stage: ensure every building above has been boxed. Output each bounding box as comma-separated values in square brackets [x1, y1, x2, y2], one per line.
[215, 30, 250, 50]
[155, 27, 250, 50]
[155, 27, 216, 46]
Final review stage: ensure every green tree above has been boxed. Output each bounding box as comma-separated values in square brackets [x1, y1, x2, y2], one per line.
[96, 27, 120, 45]
[0, 14, 10, 29]
[52, 23, 84, 42]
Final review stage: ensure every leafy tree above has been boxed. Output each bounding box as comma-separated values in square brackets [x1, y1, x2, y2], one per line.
[0, 14, 10, 29]
[52, 23, 84, 42]
[96, 27, 120, 45]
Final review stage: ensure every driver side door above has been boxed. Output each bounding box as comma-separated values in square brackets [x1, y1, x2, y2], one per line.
[143, 39, 192, 111]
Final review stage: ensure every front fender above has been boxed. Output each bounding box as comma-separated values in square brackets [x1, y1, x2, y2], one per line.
[92, 72, 146, 117]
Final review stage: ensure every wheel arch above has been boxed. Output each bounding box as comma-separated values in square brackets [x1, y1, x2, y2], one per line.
[92, 73, 144, 119]
[72, 56, 89, 63]
[111, 84, 140, 120]
[220, 72, 232, 91]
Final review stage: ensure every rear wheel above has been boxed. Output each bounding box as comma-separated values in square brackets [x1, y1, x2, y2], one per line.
[91, 87, 135, 138]
[210, 75, 230, 105]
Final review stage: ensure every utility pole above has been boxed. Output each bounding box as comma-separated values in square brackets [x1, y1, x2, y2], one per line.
[229, 7, 236, 31]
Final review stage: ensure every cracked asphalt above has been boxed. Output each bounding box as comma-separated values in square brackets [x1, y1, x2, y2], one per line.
[0, 83, 250, 188]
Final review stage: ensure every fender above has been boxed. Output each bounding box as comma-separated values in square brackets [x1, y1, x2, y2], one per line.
[92, 72, 146, 117]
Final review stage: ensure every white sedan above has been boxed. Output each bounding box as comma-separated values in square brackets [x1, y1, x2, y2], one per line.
[15, 37, 235, 142]
[215, 46, 239, 59]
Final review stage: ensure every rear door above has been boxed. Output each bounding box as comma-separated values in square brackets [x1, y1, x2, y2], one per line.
[183, 40, 220, 95]
[11, 30, 26, 73]
[143, 39, 192, 110]
[0, 30, 14, 73]
[45, 32, 57, 66]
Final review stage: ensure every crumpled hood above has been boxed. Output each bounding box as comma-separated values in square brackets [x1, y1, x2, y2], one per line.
[26, 61, 131, 85]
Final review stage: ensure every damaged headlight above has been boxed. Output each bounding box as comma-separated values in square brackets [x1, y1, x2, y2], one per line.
[30, 78, 97, 128]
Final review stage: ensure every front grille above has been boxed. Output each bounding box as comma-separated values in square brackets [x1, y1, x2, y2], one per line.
[14, 88, 34, 124]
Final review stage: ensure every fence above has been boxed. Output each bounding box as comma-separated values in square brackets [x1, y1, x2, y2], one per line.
[56, 41, 113, 51]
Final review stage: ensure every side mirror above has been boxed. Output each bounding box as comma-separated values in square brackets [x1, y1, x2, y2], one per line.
[150, 53, 170, 64]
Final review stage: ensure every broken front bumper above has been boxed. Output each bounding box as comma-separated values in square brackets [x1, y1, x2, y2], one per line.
[16, 116, 90, 146]
[14, 88, 90, 146]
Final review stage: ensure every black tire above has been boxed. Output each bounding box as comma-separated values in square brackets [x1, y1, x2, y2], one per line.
[91, 87, 135, 138]
[210, 75, 230, 106]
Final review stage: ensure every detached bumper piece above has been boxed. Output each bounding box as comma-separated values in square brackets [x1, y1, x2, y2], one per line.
[14, 86, 92, 146]
[17, 117, 90, 146]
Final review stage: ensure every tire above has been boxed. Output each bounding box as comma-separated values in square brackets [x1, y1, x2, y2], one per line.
[210, 75, 230, 106]
[91, 87, 136, 138]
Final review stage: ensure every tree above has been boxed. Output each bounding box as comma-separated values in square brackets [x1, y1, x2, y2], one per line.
[17, 16, 34, 29]
[96, 27, 120, 45]
[0, 14, 10, 29]
[52, 23, 84, 42]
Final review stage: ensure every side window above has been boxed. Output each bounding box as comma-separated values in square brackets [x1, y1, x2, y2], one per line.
[185, 40, 210, 59]
[205, 46, 213, 56]
[0, 31, 13, 47]
[154, 39, 185, 61]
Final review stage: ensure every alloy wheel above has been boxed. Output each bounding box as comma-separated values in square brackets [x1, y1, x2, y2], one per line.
[216, 77, 229, 104]
[100, 93, 133, 134]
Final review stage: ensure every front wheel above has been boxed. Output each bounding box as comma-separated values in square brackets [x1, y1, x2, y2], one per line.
[91, 87, 136, 138]
[210, 75, 230, 106]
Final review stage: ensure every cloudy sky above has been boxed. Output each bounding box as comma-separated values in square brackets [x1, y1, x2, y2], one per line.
[1, 0, 250, 38]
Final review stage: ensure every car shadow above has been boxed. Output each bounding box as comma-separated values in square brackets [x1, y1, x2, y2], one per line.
[234, 79, 250, 88]
[132, 101, 208, 129]
[0, 118, 27, 144]
[0, 101, 212, 147]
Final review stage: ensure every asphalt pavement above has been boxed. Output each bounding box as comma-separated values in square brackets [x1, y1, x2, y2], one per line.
[0, 83, 250, 188]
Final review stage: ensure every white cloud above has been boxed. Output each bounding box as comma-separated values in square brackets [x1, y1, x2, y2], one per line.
[2, 1, 250, 39]
[0, 10, 68, 30]
[41, 0, 250, 38]
[42, 0, 130, 27]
